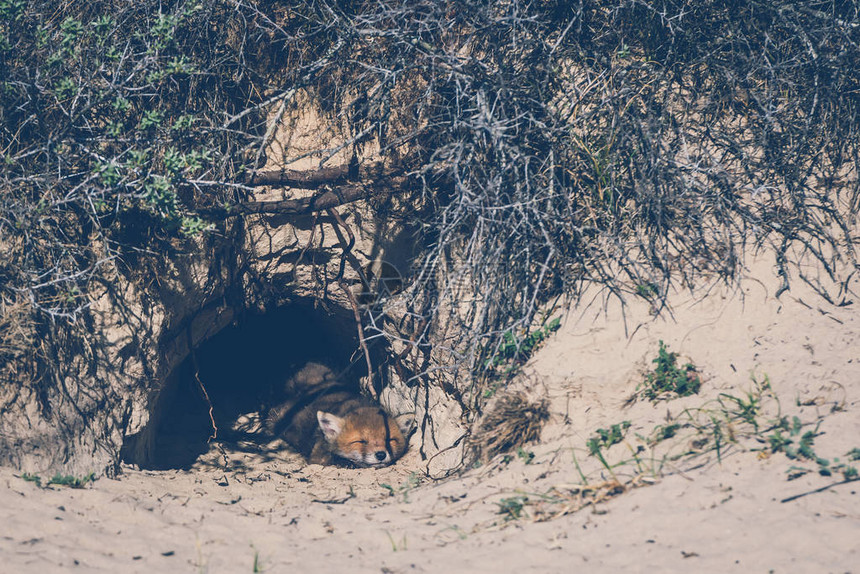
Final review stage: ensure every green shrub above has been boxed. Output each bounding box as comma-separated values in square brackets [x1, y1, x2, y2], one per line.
[639, 341, 700, 401]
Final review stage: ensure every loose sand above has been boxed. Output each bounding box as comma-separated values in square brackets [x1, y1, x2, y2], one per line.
[2, 256, 859, 573]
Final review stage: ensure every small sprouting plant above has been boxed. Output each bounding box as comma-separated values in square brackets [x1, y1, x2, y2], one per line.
[48, 472, 96, 488]
[20, 472, 96, 488]
[836, 453, 859, 481]
[180, 216, 215, 237]
[484, 315, 562, 377]
[105, 120, 124, 137]
[0, 0, 26, 21]
[516, 447, 535, 464]
[635, 282, 659, 298]
[59, 17, 83, 50]
[95, 161, 121, 187]
[496, 318, 561, 365]
[53, 77, 78, 100]
[482, 382, 501, 399]
[127, 149, 148, 168]
[144, 175, 178, 217]
[92, 14, 113, 37]
[385, 531, 408, 552]
[718, 388, 762, 430]
[652, 423, 680, 442]
[172, 113, 196, 131]
[112, 96, 130, 112]
[588, 421, 631, 452]
[146, 12, 179, 52]
[138, 109, 163, 130]
[638, 341, 700, 401]
[767, 418, 817, 461]
[768, 421, 860, 480]
[496, 495, 528, 521]
[380, 473, 422, 503]
[163, 147, 183, 175]
[21, 472, 42, 487]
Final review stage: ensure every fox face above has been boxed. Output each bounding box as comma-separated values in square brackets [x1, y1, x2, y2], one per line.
[267, 363, 408, 467]
[317, 407, 406, 467]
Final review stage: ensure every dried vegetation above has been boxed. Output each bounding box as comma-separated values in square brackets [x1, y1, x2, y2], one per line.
[1, 0, 859, 472]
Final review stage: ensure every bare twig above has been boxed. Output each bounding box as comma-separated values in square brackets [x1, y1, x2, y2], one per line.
[780, 477, 860, 504]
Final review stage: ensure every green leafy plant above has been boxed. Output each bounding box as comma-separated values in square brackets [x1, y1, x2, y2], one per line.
[496, 495, 529, 521]
[138, 109, 164, 130]
[180, 216, 215, 237]
[652, 423, 681, 442]
[768, 422, 860, 479]
[20, 472, 96, 488]
[0, 0, 26, 21]
[638, 341, 701, 401]
[21, 473, 42, 487]
[516, 447, 535, 464]
[484, 315, 562, 380]
[590, 421, 631, 451]
[635, 282, 659, 298]
[48, 473, 96, 488]
[53, 77, 78, 100]
[380, 473, 422, 503]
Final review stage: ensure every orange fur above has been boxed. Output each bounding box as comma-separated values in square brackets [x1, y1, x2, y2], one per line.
[267, 363, 406, 467]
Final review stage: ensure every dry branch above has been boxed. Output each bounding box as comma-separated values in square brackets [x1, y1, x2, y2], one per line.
[246, 160, 386, 188]
[201, 176, 406, 218]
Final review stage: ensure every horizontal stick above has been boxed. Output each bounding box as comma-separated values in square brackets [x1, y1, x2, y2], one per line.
[246, 160, 386, 188]
[199, 177, 404, 218]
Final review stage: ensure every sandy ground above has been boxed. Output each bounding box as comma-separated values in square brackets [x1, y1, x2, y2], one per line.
[2, 256, 859, 573]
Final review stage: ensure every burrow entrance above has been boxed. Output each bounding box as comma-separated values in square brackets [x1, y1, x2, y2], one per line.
[123, 302, 384, 470]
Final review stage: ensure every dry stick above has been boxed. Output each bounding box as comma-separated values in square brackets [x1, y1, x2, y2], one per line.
[186, 333, 218, 442]
[187, 334, 230, 467]
[291, 211, 319, 284]
[385, 313, 472, 449]
[339, 280, 377, 400]
[197, 177, 403, 219]
[237, 183, 374, 215]
[190, 353, 217, 441]
[391, 317, 427, 385]
[781, 477, 860, 503]
[326, 207, 376, 399]
[418, 336, 438, 463]
[326, 207, 371, 292]
[252, 89, 296, 174]
[247, 160, 385, 188]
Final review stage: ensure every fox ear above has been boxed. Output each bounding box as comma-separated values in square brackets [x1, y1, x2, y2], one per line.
[317, 411, 344, 441]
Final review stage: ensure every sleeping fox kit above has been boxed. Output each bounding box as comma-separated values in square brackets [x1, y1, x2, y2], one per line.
[267, 363, 406, 467]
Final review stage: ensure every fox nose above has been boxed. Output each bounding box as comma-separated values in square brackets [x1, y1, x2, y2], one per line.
[374, 451, 388, 462]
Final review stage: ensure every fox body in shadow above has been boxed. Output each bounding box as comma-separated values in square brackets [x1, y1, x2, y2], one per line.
[267, 363, 405, 467]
